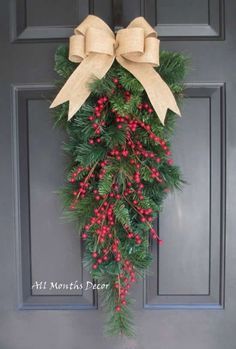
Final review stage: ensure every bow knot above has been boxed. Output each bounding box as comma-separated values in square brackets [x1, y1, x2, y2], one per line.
[50, 15, 180, 124]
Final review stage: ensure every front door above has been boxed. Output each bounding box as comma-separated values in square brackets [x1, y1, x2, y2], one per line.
[0, 1, 235, 348]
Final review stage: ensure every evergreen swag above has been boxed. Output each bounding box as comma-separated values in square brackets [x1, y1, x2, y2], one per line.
[52, 45, 187, 336]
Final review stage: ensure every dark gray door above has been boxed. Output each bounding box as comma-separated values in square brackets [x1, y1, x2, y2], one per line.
[0, 1, 235, 348]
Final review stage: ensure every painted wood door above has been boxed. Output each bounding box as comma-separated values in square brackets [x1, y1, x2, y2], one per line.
[0, 1, 235, 348]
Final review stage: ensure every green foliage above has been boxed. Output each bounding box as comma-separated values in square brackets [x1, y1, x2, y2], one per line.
[75, 144, 107, 166]
[98, 172, 114, 195]
[114, 201, 131, 227]
[54, 45, 77, 79]
[52, 45, 187, 337]
[103, 124, 127, 148]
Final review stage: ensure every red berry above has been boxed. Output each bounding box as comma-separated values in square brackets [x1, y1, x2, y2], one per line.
[115, 306, 121, 312]
[168, 159, 174, 165]
[92, 264, 98, 270]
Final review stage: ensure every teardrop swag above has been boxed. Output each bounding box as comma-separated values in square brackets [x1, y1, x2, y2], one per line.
[50, 16, 187, 336]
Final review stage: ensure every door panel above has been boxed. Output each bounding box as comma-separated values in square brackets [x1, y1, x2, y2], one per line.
[13, 86, 95, 308]
[1, 1, 235, 348]
[146, 84, 225, 308]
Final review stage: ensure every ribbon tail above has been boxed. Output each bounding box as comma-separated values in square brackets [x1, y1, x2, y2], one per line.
[117, 57, 181, 124]
[50, 53, 115, 120]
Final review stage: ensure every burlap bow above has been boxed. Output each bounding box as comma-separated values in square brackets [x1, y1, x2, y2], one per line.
[50, 15, 180, 124]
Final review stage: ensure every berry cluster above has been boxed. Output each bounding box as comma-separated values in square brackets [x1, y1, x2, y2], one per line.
[68, 166, 86, 183]
[83, 200, 115, 243]
[137, 102, 154, 114]
[112, 78, 131, 102]
[114, 260, 137, 312]
[110, 148, 129, 160]
[93, 96, 108, 118]
[88, 96, 108, 144]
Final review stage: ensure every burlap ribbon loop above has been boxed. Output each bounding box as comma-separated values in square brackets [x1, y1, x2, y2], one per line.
[50, 15, 181, 124]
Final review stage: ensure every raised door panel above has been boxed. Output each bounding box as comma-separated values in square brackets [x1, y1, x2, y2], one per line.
[11, 0, 225, 41]
[145, 84, 226, 308]
[13, 85, 96, 309]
